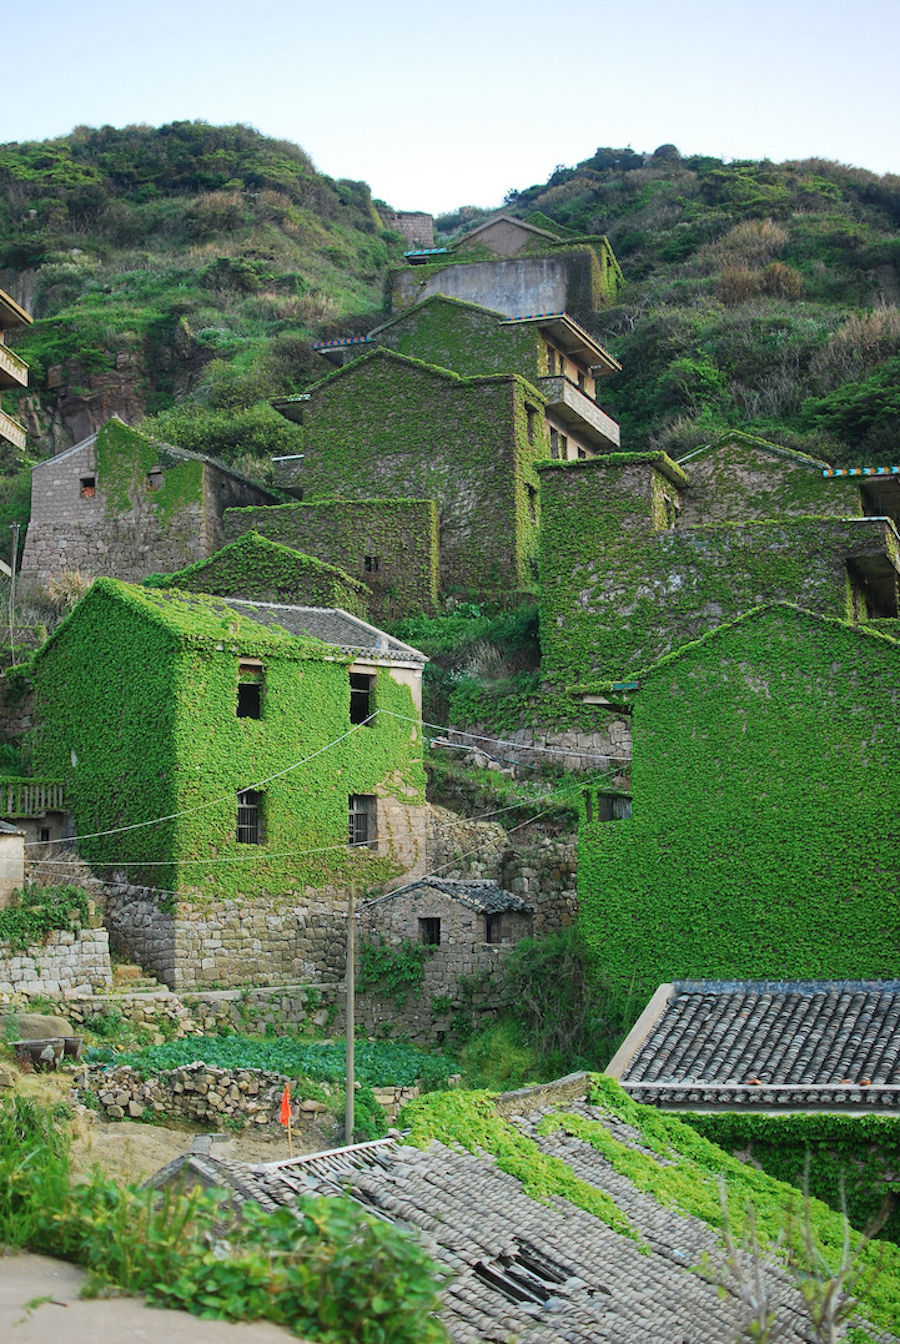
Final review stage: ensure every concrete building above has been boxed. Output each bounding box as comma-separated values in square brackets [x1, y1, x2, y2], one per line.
[0, 287, 31, 452]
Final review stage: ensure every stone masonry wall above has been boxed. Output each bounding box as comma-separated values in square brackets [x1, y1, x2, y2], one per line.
[445, 719, 633, 775]
[0, 927, 111, 996]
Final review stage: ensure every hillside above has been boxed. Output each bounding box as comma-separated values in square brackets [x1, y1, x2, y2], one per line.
[1, 128, 899, 555]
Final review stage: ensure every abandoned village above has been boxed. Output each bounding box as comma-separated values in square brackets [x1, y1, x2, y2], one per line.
[1, 189, 900, 1343]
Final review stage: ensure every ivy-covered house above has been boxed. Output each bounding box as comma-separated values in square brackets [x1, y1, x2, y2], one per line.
[269, 348, 551, 600]
[389, 213, 623, 322]
[146, 531, 372, 619]
[21, 418, 276, 586]
[30, 579, 429, 990]
[539, 435, 900, 688]
[578, 604, 900, 999]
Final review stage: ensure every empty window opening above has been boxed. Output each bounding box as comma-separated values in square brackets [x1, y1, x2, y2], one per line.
[546, 346, 557, 375]
[348, 794, 377, 848]
[560, 433, 569, 458]
[583, 789, 594, 823]
[526, 483, 538, 525]
[485, 913, 503, 944]
[40, 827, 50, 844]
[236, 789, 263, 845]
[525, 404, 538, 443]
[576, 447, 587, 460]
[237, 661, 263, 719]
[596, 793, 632, 822]
[79, 476, 95, 498]
[577, 369, 586, 391]
[420, 917, 441, 946]
[363, 555, 380, 574]
[350, 671, 375, 724]
[146, 466, 164, 491]
[549, 427, 560, 460]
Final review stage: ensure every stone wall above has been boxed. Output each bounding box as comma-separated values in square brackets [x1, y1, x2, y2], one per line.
[357, 943, 510, 1044]
[390, 252, 604, 322]
[444, 719, 633, 775]
[0, 927, 111, 996]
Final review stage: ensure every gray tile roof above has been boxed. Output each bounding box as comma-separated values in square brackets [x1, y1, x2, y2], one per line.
[220, 600, 426, 662]
[146, 1093, 894, 1343]
[366, 877, 532, 915]
[619, 980, 900, 1109]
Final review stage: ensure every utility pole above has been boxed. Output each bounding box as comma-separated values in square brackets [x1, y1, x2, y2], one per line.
[345, 881, 355, 1143]
[8, 523, 18, 661]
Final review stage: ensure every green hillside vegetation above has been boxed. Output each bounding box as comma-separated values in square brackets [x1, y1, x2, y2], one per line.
[493, 145, 900, 465]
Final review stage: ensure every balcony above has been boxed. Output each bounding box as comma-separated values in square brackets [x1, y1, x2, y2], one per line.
[0, 408, 26, 451]
[538, 376, 620, 450]
[0, 343, 28, 389]
[0, 778, 66, 818]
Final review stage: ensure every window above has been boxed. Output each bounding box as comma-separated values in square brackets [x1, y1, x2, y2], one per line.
[525, 405, 538, 443]
[549, 428, 560, 460]
[349, 671, 375, 725]
[526, 483, 538, 524]
[419, 917, 441, 946]
[577, 369, 586, 391]
[146, 466, 164, 491]
[363, 555, 380, 574]
[79, 476, 95, 498]
[236, 789, 263, 844]
[348, 794, 377, 848]
[40, 827, 50, 843]
[485, 913, 502, 944]
[583, 789, 594, 823]
[577, 447, 587, 460]
[546, 346, 556, 375]
[559, 433, 568, 458]
[596, 793, 632, 822]
[237, 661, 263, 719]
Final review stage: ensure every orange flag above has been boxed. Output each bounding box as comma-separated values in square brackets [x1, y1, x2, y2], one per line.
[279, 1083, 292, 1126]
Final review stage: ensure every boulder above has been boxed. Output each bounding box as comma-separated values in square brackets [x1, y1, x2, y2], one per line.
[7, 1012, 74, 1039]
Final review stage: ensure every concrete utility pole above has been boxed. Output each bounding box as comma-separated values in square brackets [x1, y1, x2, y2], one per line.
[8, 523, 18, 660]
[345, 882, 356, 1142]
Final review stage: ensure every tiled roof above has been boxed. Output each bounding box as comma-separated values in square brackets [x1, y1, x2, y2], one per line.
[617, 981, 900, 1109]
[367, 877, 532, 915]
[145, 1092, 889, 1343]
[220, 600, 427, 662]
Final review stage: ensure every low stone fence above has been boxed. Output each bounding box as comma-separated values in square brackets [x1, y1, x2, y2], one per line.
[80, 1060, 421, 1127]
[0, 928, 111, 996]
[446, 717, 633, 775]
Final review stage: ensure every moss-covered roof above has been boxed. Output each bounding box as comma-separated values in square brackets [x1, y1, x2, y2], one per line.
[146, 531, 371, 598]
[295, 345, 545, 400]
[536, 450, 688, 489]
[675, 429, 834, 472]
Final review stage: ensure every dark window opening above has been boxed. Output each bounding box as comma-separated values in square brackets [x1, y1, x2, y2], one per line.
[146, 466, 164, 491]
[363, 555, 380, 574]
[576, 447, 587, 460]
[577, 369, 586, 391]
[547, 346, 557, 375]
[237, 662, 263, 719]
[420, 917, 441, 946]
[40, 827, 50, 843]
[560, 433, 568, 458]
[348, 794, 376, 848]
[549, 428, 560, 460]
[485, 913, 502, 944]
[525, 405, 538, 443]
[236, 789, 263, 844]
[79, 476, 95, 498]
[349, 671, 375, 725]
[526, 483, 538, 525]
[583, 789, 594, 823]
[596, 793, 632, 822]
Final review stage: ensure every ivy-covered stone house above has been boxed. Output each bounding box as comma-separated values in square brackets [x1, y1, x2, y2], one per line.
[577, 604, 900, 1000]
[146, 531, 372, 619]
[539, 434, 900, 688]
[267, 348, 551, 601]
[0, 284, 30, 452]
[389, 213, 623, 322]
[30, 578, 429, 990]
[21, 418, 276, 586]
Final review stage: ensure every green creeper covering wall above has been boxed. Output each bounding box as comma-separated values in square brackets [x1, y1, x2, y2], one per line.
[538, 453, 896, 686]
[274, 349, 549, 599]
[578, 605, 900, 998]
[144, 531, 371, 619]
[370, 296, 545, 381]
[31, 579, 426, 901]
[224, 499, 439, 621]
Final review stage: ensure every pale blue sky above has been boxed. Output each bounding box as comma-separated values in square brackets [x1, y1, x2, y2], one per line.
[7, 0, 899, 214]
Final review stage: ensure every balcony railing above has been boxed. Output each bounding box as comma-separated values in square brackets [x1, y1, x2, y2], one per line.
[538, 376, 620, 449]
[0, 343, 28, 389]
[0, 777, 66, 817]
[0, 408, 26, 451]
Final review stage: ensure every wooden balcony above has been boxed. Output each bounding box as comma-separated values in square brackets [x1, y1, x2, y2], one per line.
[0, 407, 26, 451]
[0, 343, 28, 389]
[0, 778, 66, 818]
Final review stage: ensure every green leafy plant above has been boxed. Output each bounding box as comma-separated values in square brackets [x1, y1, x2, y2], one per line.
[356, 935, 434, 1008]
[0, 885, 92, 952]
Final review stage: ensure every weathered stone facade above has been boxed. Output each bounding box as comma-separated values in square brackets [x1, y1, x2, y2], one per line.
[21, 419, 275, 586]
[443, 717, 633, 774]
[0, 926, 111, 996]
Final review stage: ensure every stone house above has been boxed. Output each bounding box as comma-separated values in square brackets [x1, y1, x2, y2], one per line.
[390, 212, 623, 322]
[361, 876, 533, 949]
[538, 434, 900, 688]
[30, 578, 430, 989]
[577, 604, 900, 1000]
[20, 417, 276, 586]
[147, 530, 372, 619]
[269, 349, 550, 600]
[0, 285, 30, 452]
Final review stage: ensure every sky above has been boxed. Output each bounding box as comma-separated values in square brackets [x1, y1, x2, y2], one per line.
[6, 0, 899, 215]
